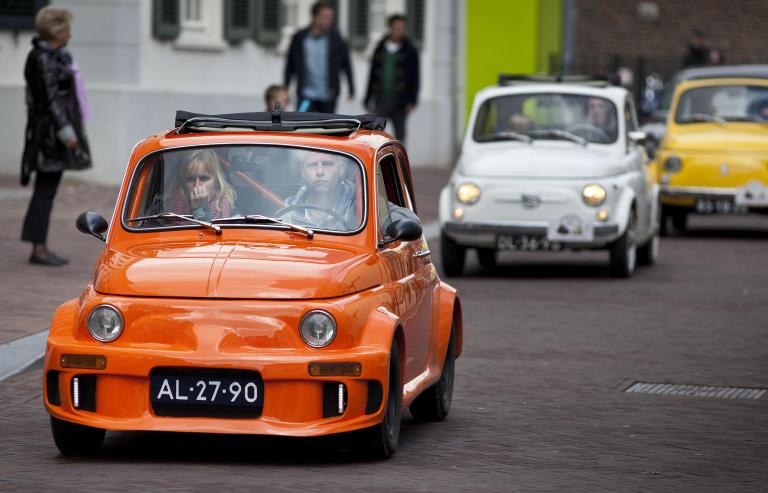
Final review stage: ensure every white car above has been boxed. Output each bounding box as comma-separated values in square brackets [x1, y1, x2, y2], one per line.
[439, 77, 660, 277]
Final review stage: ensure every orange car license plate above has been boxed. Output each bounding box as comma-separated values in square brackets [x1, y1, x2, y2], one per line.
[150, 369, 263, 417]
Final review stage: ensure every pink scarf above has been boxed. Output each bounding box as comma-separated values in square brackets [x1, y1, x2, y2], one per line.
[165, 189, 232, 219]
[69, 62, 91, 123]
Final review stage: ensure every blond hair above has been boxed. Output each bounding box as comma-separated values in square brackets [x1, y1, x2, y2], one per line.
[173, 149, 237, 213]
[35, 6, 73, 42]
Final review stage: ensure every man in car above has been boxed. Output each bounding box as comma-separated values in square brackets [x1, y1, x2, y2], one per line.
[585, 97, 618, 141]
[283, 152, 358, 229]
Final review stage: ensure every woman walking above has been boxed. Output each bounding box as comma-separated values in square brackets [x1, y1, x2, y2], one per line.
[20, 6, 91, 266]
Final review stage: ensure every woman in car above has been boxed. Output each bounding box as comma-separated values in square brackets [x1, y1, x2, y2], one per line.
[165, 149, 237, 221]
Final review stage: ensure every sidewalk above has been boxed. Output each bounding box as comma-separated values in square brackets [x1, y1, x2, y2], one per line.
[0, 165, 451, 349]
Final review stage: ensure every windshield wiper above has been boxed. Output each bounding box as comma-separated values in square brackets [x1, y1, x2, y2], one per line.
[127, 212, 221, 234]
[212, 215, 314, 239]
[724, 115, 768, 124]
[478, 131, 532, 144]
[527, 129, 587, 146]
[680, 113, 727, 125]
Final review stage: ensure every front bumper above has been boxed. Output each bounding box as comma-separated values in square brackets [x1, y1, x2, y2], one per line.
[661, 185, 768, 210]
[442, 221, 620, 249]
[44, 342, 389, 437]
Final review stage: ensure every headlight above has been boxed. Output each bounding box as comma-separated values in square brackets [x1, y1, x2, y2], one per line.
[456, 183, 481, 204]
[299, 310, 337, 348]
[582, 184, 607, 206]
[664, 156, 682, 173]
[87, 305, 124, 342]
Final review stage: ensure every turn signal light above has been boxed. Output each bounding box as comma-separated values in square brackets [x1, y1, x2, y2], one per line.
[309, 362, 362, 377]
[61, 354, 107, 370]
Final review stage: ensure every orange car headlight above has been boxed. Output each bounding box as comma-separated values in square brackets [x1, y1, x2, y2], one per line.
[300, 310, 337, 348]
[87, 305, 124, 342]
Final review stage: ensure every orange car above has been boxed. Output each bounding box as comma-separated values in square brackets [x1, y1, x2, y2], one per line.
[44, 111, 462, 459]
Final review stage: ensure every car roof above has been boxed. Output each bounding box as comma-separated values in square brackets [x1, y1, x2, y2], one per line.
[672, 64, 768, 82]
[474, 83, 628, 107]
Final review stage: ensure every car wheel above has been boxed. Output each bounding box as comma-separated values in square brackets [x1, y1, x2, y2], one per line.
[609, 212, 637, 278]
[440, 231, 465, 277]
[50, 416, 105, 455]
[671, 211, 688, 232]
[476, 248, 497, 269]
[409, 323, 455, 422]
[360, 341, 401, 459]
[637, 230, 659, 266]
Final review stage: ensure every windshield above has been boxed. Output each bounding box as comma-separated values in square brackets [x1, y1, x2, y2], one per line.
[473, 93, 619, 144]
[675, 85, 768, 123]
[124, 145, 364, 233]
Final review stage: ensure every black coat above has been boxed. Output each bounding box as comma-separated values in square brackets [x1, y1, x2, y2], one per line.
[284, 28, 355, 103]
[364, 36, 420, 109]
[21, 37, 91, 185]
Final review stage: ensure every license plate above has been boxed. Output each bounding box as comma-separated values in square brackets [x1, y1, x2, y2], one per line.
[497, 234, 562, 251]
[150, 372, 264, 408]
[547, 216, 594, 242]
[695, 198, 747, 214]
[735, 181, 768, 206]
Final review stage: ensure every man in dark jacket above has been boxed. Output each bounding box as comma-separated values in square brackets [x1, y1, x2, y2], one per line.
[283, 1, 354, 113]
[364, 14, 420, 142]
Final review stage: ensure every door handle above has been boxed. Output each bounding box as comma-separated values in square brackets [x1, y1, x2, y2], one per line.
[413, 249, 431, 258]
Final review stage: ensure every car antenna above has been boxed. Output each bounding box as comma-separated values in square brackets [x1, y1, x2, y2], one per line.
[271, 101, 281, 124]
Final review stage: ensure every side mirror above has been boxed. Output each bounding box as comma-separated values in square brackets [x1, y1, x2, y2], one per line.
[76, 211, 108, 242]
[628, 131, 647, 144]
[386, 219, 422, 242]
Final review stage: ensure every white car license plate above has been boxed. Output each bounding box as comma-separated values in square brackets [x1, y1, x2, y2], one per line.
[497, 235, 562, 251]
[547, 216, 594, 242]
[735, 181, 768, 206]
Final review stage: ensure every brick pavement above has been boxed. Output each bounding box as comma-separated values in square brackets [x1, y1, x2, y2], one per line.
[0, 166, 451, 346]
[0, 214, 766, 491]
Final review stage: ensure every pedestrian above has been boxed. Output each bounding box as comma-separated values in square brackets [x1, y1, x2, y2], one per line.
[283, 0, 354, 113]
[264, 84, 291, 111]
[681, 29, 710, 68]
[364, 14, 420, 143]
[20, 6, 92, 266]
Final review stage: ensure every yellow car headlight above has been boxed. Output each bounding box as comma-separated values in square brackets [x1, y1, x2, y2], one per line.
[582, 184, 606, 207]
[456, 183, 481, 204]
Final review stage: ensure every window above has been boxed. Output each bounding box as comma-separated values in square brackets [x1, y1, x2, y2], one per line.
[253, 0, 282, 46]
[173, 0, 226, 50]
[0, 0, 48, 31]
[224, 0, 252, 43]
[152, 0, 181, 40]
[406, 0, 425, 50]
[125, 145, 364, 234]
[376, 154, 408, 240]
[348, 0, 369, 51]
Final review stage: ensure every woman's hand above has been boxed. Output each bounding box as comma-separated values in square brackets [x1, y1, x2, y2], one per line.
[189, 185, 209, 209]
[64, 137, 79, 150]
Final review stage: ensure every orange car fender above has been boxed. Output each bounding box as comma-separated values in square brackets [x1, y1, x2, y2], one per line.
[433, 282, 463, 370]
[45, 299, 79, 365]
[357, 306, 404, 379]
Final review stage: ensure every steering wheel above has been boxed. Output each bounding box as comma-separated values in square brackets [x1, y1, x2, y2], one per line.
[274, 203, 350, 229]
[564, 123, 611, 143]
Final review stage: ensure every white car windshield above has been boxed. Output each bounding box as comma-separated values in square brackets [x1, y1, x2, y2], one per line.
[125, 145, 364, 233]
[473, 93, 619, 144]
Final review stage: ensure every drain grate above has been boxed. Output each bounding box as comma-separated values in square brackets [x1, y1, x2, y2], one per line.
[624, 382, 767, 400]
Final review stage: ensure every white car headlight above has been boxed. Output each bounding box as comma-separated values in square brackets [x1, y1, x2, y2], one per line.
[300, 310, 337, 348]
[582, 184, 607, 206]
[456, 183, 481, 204]
[87, 305, 124, 342]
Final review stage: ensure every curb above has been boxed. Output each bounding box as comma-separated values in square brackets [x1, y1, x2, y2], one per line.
[0, 330, 47, 382]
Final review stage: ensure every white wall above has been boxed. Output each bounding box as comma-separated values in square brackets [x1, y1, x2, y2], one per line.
[0, 0, 458, 184]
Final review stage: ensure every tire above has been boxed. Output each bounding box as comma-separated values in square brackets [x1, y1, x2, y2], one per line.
[671, 211, 687, 232]
[440, 231, 465, 277]
[476, 248, 497, 269]
[659, 208, 669, 237]
[409, 324, 455, 422]
[609, 212, 637, 278]
[50, 416, 105, 455]
[360, 342, 402, 459]
[637, 231, 659, 266]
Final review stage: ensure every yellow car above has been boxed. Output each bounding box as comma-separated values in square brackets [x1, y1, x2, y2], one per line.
[656, 77, 768, 232]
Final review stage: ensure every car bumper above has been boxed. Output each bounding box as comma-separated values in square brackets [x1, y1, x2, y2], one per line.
[43, 341, 389, 437]
[442, 221, 620, 248]
[660, 185, 768, 210]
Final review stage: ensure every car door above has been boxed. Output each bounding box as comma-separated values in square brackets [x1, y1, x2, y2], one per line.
[375, 149, 431, 383]
[624, 98, 653, 237]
